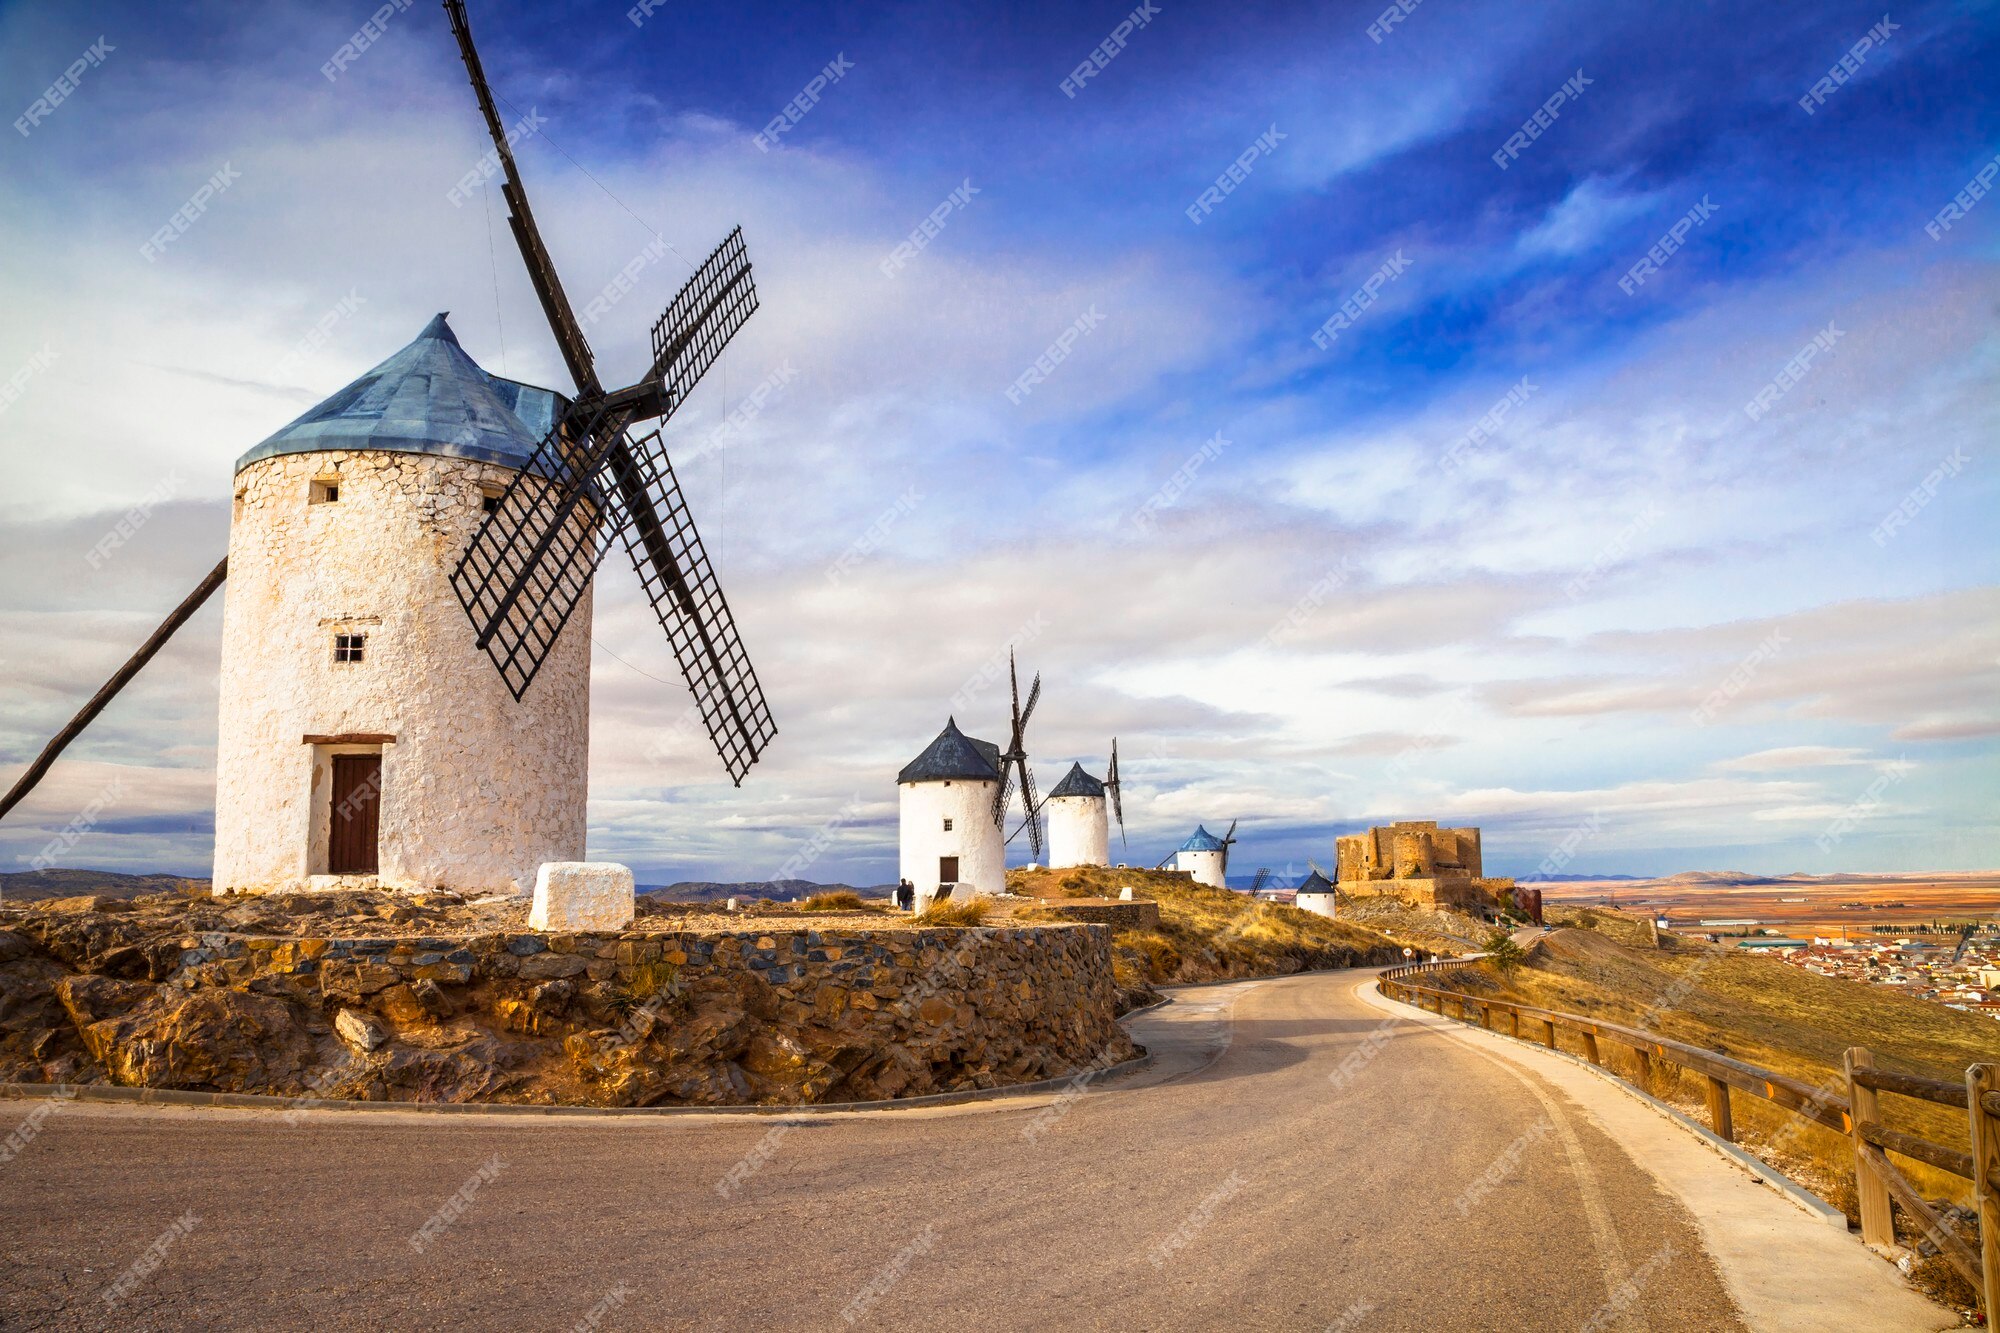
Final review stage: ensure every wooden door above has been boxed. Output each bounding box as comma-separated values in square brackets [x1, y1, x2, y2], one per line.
[939, 855, 959, 885]
[329, 754, 382, 874]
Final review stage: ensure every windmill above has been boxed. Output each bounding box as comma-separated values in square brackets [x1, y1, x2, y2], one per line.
[0, 2, 776, 896]
[994, 649, 1043, 860]
[441, 0, 775, 783]
[1105, 737, 1127, 852]
[1164, 819, 1237, 888]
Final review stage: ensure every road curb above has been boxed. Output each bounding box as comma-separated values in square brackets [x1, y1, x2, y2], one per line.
[1360, 976, 1851, 1228]
[0, 1048, 1153, 1120]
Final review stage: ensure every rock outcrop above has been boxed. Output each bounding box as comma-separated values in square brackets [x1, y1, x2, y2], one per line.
[0, 895, 1135, 1108]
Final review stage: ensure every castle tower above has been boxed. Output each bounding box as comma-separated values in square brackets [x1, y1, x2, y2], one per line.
[1174, 825, 1229, 889]
[212, 315, 590, 895]
[1392, 825, 1436, 878]
[1044, 762, 1109, 869]
[898, 718, 1006, 908]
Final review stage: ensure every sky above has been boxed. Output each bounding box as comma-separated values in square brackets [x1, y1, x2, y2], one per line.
[0, 0, 1995, 887]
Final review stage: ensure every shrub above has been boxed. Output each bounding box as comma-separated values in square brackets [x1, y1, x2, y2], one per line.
[915, 898, 991, 927]
[1484, 931, 1526, 974]
[801, 890, 864, 912]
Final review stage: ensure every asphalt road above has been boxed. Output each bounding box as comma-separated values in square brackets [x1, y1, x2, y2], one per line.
[0, 970, 1749, 1332]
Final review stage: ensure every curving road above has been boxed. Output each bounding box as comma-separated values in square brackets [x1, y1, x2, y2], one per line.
[0, 970, 1759, 1331]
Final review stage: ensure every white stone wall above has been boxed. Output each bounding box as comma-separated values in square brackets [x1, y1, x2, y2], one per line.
[213, 450, 592, 895]
[1176, 848, 1227, 889]
[1046, 794, 1108, 868]
[898, 778, 1005, 905]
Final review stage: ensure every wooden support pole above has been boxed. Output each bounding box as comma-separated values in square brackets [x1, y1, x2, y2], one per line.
[1847, 1047, 1896, 1248]
[0, 556, 227, 823]
[1633, 1048, 1653, 1095]
[1542, 1020, 1557, 1050]
[1707, 1075, 1735, 1142]
[1510, 1011, 1521, 1040]
[1582, 1032, 1600, 1066]
[1970, 1063, 1998, 1322]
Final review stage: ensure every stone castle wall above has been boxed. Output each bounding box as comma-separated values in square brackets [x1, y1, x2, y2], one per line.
[10, 917, 1131, 1107]
[1337, 821, 1507, 916]
[1337, 821, 1486, 884]
[213, 450, 592, 896]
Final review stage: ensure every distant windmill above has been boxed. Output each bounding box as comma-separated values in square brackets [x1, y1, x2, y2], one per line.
[1247, 867, 1272, 894]
[995, 650, 1044, 860]
[1166, 819, 1237, 888]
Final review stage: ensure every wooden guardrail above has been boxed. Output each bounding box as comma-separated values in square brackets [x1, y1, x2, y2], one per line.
[1378, 959, 1999, 1315]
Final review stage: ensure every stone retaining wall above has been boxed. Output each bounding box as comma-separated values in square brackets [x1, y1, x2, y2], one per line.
[1033, 899, 1162, 931]
[3, 916, 1133, 1108]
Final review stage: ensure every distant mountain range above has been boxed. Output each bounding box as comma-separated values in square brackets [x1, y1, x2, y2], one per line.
[642, 879, 893, 904]
[0, 869, 892, 906]
[7, 866, 1988, 908]
[1, 868, 205, 903]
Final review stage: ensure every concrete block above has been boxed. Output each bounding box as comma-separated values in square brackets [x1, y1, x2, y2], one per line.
[529, 862, 635, 932]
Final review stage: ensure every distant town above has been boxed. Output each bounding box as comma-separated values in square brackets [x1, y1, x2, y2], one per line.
[1667, 923, 2000, 1021]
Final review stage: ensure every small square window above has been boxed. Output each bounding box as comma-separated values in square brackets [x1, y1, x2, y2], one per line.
[482, 494, 501, 515]
[942, 818, 954, 832]
[311, 480, 340, 504]
[333, 632, 366, 664]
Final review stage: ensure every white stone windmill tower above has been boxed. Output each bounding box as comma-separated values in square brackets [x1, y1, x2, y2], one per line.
[1045, 739, 1125, 869]
[898, 719, 1006, 909]
[1170, 820, 1236, 889]
[0, 3, 777, 895]
[212, 315, 598, 894]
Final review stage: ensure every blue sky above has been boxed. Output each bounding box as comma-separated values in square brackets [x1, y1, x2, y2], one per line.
[0, 0, 1995, 885]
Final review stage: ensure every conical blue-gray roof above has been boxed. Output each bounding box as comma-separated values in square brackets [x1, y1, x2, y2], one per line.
[1179, 825, 1226, 853]
[899, 718, 1002, 783]
[1048, 762, 1105, 799]
[235, 314, 570, 475]
[1297, 869, 1334, 894]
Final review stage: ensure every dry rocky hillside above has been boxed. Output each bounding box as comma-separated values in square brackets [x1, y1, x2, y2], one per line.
[1005, 866, 1418, 993]
[0, 890, 1132, 1108]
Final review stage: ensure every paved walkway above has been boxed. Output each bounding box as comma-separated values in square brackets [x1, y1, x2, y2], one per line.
[0, 969, 1938, 1330]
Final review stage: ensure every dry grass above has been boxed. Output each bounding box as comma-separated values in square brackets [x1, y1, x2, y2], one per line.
[1005, 865, 1406, 986]
[1438, 911, 2000, 1214]
[914, 898, 993, 927]
[800, 890, 864, 912]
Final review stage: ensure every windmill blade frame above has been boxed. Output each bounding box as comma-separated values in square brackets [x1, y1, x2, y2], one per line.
[442, 1, 775, 784]
[1106, 737, 1126, 850]
[443, 0, 598, 392]
[1017, 759, 1043, 859]
[607, 426, 775, 781]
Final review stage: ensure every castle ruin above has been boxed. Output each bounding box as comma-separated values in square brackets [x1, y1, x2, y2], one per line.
[1335, 821, 1515, 916]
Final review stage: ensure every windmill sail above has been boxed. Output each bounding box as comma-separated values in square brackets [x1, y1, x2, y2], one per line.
[1106, 737, 1126, 850]
[605, 427, 776, 782]
[995, 650, 1044, 858]
[442, 1, 775, 784]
